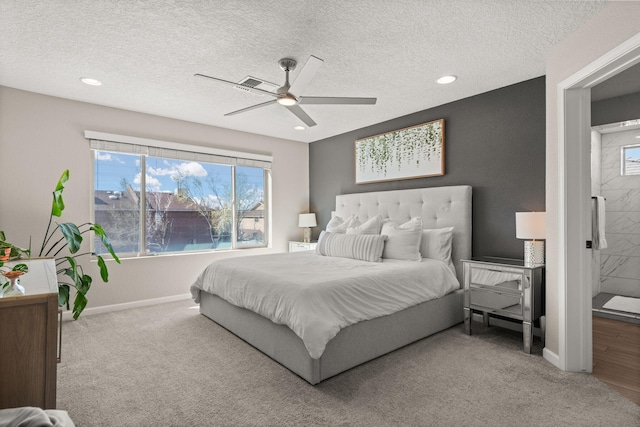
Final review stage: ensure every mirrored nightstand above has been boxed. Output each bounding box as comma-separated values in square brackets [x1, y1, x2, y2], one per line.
[462, 257, 545, 353]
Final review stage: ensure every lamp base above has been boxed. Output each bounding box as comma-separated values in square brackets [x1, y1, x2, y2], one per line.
[303, 227, 311, 243]
[524, 241, 544, 266]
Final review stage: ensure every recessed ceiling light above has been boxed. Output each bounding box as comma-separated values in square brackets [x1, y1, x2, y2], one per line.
[80, 77, 102, 86]
[294, 126, 305, 131]
[436, 75, 457, 85]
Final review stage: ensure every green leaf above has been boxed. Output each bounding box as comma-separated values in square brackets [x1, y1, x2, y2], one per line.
[62, 256, 81, 289]
[72, 292, 87, 320]
[11, 263, 28, 273]
[58, 284, 70, 309]
[97, 255, 109, 282]
[77, 274, 92, 295]
[58, 222, 83, 253]
[51, 170, 70, 217]
[91, 224, 120, 263]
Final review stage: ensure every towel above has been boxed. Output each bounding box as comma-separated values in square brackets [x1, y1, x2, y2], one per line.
[592, 196, 607, 250]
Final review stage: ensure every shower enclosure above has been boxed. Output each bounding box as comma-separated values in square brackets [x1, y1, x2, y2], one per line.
[590, 122, 640, 322]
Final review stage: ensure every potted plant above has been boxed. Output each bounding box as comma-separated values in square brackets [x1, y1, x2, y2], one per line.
[2, 170, 120, 318]
[0, 231, 30, 261]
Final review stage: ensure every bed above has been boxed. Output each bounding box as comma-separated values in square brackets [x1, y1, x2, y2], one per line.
[191, 185, 472, 384]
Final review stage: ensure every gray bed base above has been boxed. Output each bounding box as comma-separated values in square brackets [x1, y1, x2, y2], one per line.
[198, 185, 471, 384]
[199, 289, 464, 385]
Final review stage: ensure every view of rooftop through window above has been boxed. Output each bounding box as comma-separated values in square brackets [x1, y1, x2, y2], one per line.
[623, 145, 640, 176]
[94, 151, 267, 255]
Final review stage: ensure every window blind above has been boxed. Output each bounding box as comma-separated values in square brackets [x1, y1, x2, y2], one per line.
[86, 131, 272, 170]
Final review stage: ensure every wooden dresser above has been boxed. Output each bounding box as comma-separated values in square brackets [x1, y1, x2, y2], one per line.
[0, 259, 58, 409]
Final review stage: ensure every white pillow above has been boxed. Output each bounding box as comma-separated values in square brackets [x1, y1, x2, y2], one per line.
[346, 215, 383, 235]
[326, 215, 358, 233]
[381, 217, 423, 261]
[316, 231, 386, 262]
[420, 227, 455, 271]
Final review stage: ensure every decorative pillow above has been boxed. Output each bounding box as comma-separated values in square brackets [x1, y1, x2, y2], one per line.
[346, 215, 383, 235]
[326, 215, 359, 234]
[316, 230, 387, 262]
[381, 217, 423, 261]
[420, 227, 455, 271]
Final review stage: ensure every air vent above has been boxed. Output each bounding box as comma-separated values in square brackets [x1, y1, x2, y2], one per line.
[234, 76, 278, 94]
[241, 78, 262, 88]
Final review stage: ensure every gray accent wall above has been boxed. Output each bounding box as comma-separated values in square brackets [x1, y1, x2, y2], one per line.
[309, 77, 546, 259]
[592, 91, 640, 126]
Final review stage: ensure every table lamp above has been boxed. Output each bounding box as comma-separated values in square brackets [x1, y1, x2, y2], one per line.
[516, 212, 546, 265]
[298, 213, 317, 243]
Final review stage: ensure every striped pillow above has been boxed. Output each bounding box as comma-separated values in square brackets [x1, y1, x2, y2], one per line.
[316, 231, 387, 262]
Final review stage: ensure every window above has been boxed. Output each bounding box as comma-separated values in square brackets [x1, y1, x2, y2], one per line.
[622, 145, 640, 176]
[90, 133, 271, 256]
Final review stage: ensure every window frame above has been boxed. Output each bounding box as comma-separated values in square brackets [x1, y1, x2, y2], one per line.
[88, 131, 272, 258]
[621, 143, 640, 176]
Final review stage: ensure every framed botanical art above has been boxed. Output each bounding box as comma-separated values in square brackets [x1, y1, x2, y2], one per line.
[355, 119, 445, 184]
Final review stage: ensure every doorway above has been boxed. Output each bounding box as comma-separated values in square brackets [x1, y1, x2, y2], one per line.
[558, 32, 640, 373]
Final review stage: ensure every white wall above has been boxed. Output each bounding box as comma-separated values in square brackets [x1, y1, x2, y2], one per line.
[0, 86, 309, 310]
[545, 2, 640, 356]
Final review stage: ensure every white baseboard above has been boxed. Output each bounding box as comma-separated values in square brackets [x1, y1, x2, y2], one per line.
[61, 293, 193, 320]
[543, 347, 560, 369]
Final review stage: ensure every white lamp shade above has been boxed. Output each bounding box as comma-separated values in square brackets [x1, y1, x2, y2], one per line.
[298, 213, 317, 228]
[516, 212, 546, 240]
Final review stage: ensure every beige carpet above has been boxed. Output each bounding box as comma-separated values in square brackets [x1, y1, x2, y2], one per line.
[57, 299, 639, 426]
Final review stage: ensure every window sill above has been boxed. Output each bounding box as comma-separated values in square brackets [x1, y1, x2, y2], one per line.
[92, 246, 270, 263]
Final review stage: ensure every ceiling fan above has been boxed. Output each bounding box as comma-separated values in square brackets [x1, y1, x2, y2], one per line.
[195, 55, 377, 127]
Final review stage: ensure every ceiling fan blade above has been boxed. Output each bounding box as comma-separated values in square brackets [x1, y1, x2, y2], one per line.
[224, 99, 278, 116]
[285, 104, 317, 127]
[289, 55, 324, 95]
[194, 73, 279, 98]
[299, 96, 377, 105]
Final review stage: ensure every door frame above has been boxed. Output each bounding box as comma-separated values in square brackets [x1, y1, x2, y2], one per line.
[557, 32, 640, 372]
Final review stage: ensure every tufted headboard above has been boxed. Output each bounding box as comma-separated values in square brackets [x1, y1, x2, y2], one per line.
[334, 186, 472, 283]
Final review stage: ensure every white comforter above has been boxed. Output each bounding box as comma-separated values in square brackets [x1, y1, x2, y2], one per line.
[190, 252, 460, 359]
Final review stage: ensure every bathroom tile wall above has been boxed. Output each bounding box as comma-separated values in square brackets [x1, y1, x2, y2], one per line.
[600, 128, 640, 297]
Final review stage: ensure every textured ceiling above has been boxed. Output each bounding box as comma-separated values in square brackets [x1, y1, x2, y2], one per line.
[0, 1, 610, 143]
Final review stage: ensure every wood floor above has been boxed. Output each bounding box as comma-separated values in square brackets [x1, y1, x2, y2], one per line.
[592, 316, 640, 406]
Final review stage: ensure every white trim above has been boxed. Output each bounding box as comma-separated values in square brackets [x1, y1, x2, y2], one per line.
[543, 348, 560, 369]
[61, 293, 192, 320]
[558, 33, 640, 90]
[556, 32, 640, 372]
[84, 130, 273, 163]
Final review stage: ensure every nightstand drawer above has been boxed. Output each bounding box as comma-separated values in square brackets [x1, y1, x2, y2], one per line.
[469, 288, 523, 316]
[469, 265, 525, 293]
[289, 241, 317, 252]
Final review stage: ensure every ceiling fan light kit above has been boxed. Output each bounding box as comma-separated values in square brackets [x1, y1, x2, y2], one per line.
[277, 93, 298, 106]
[195, 55, 377, 127]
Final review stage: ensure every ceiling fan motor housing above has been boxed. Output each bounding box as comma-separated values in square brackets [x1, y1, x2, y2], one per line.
[278, 58, 297, 71]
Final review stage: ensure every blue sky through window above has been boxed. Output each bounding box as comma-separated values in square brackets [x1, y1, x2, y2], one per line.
[94, 151, 264, 194]
[625, 146, 640, 161]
